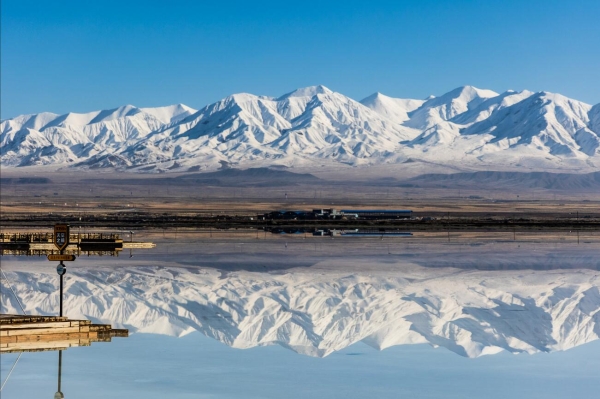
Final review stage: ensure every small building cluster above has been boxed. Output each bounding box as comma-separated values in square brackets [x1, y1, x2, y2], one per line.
[265, 227, 412, 237]
[313, 229, 412, 237]
[259, 208, 412, 221]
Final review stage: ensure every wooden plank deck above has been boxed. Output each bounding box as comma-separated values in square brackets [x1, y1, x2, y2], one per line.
[0, 314, 128, 353]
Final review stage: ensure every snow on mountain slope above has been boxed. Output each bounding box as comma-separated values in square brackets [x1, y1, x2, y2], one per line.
[276, 85, 332, 120]
[2, 85, 599, 172]
[404, 86, 498, 130]
[269, 89, 414, 162]
[451, 89, 535, 125]
[402, 120, 461, 148]
[139, 104, 196, 124]
[370, 88, 600, 167]
[0, 104, 198, 167]
[461, 92, 598, 157]
[103, 93, 295, 169]
[589, 103, 600, 134]
[360, 92, 425, 123]
[79, 86, 415, 169]
[2, 265, 599, 358]
[392, 86, 501, 156]
[1, 112, 60, 135]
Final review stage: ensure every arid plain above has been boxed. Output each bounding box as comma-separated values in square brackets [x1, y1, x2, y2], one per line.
[1, 167, 599, 245]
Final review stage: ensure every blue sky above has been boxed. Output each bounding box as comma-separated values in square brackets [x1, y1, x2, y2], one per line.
[2, 0, 599, 118]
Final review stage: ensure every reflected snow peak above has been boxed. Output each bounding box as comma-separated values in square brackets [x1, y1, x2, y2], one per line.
[2, 263, 599, 359]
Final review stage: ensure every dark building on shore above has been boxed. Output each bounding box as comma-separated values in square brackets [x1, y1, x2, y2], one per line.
[259, 209, 412, 221]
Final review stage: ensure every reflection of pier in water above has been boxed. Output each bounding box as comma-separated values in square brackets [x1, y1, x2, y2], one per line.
[0, 314, 128, 353]
[0, 232, 155, 256]
[0, 314, 128, 397]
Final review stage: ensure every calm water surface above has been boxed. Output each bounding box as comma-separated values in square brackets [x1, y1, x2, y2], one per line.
[2, 238, 599, 398]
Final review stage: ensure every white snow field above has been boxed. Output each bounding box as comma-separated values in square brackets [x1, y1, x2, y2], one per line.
[2, 85, 599, 173]
[2, 253, 599, 358]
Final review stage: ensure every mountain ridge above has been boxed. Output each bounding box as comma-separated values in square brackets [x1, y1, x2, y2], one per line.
[2, 85, 599, 173]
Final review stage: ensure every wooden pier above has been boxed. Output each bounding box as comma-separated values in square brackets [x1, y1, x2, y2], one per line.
[0, 231, 155, 256]
[0, 314, 128, 353]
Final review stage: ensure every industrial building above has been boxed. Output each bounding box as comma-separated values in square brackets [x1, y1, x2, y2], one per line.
[340, 210, 412, 219]
[313, 229, 412, 237]
[259, 209, 412, 221]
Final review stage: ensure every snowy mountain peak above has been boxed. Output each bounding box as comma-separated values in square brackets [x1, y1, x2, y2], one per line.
[278, 85, 332, 100]
[419, 85, 498, 112]
[360, 92, 425, 123]
[90, 104, 140, 123]
[449, 85, 498, 99]
[400, 86, 500, 130]
[139, 104, 197, 124]
[7, 112, 60, 132]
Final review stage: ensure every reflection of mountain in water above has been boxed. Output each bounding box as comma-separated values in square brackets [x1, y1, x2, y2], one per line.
[2, 265, 600, 358]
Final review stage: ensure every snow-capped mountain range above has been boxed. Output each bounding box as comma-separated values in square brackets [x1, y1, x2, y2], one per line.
[2, 265, 599, 358]
[2, 85, 599, 172]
